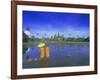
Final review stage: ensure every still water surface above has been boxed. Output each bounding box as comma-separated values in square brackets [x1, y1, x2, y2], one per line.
[23, 42, 89, 69]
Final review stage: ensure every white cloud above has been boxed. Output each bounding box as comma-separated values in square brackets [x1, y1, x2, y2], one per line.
[24, 30, 32, 38]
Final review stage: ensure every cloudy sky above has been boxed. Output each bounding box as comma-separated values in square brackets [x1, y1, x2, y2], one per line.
[22, 11, 90, 38]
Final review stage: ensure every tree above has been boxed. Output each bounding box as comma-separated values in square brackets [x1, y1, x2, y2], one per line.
[31, 36, 35, 41]
[84, 37, 89, 41]
[23, 32, 30, 42]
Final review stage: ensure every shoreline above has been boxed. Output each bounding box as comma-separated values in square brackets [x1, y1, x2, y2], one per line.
[23, 41, 89, 45]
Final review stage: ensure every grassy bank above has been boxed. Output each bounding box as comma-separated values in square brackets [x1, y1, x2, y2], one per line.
[23, 41, 89, 45]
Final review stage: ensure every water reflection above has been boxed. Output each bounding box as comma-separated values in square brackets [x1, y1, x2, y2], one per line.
[39, 58, 50, 68]
[23, 43, 89, 69]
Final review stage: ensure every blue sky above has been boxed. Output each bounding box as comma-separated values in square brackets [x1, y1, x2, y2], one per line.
[22, 11, 90, 38]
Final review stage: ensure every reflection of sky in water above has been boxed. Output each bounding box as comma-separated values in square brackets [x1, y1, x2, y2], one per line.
[25, 46, 40, 58]
[23, 43, 89, 68]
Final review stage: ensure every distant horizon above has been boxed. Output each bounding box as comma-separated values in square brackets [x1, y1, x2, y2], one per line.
[24, 30, 89, 39]
[23, 11, 90, 38]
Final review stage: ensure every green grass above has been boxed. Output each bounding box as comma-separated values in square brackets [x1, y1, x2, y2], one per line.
[23, 41, 89, 45]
